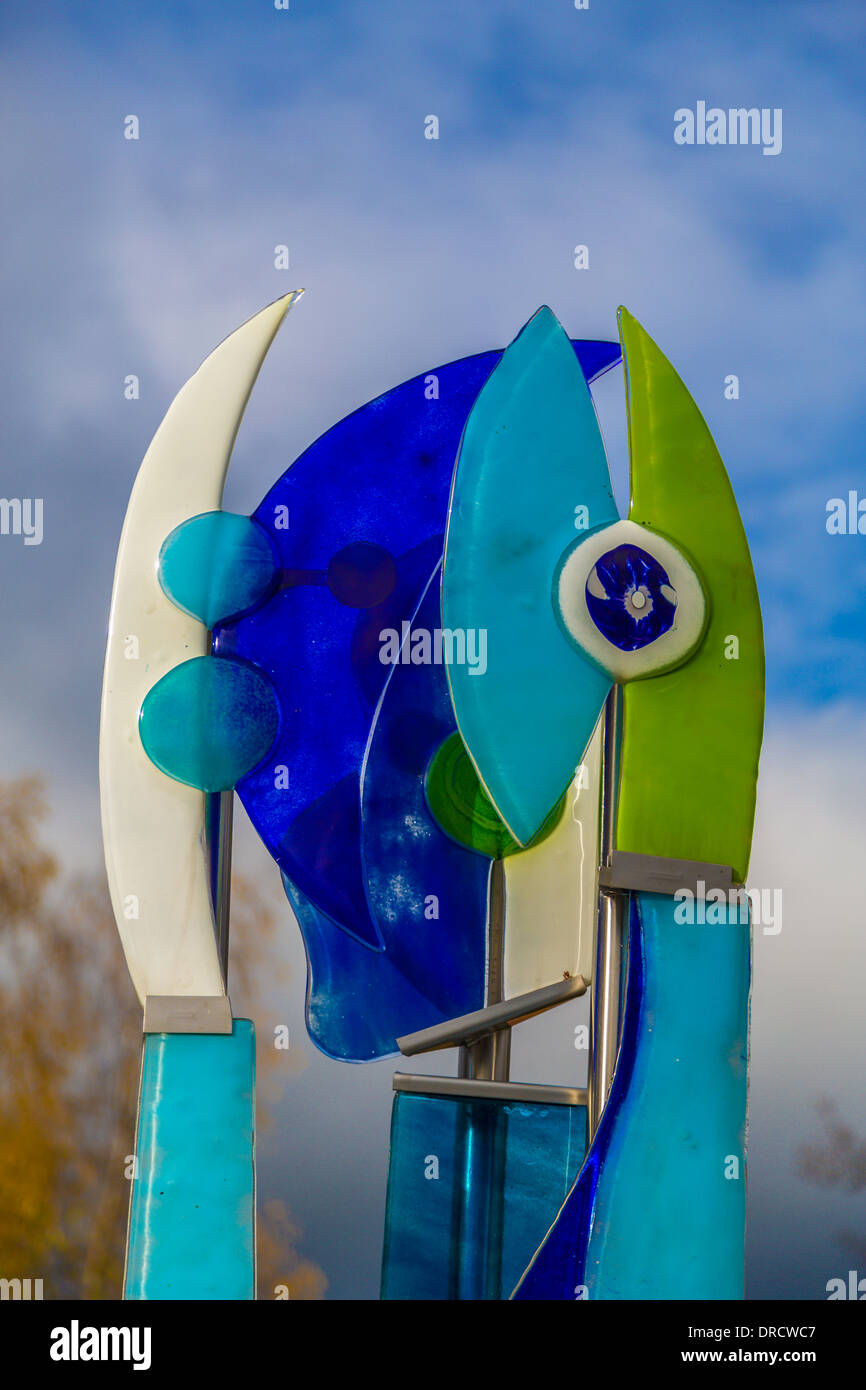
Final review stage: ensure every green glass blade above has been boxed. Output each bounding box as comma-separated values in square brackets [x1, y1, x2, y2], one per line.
[616, 308, 764, 882]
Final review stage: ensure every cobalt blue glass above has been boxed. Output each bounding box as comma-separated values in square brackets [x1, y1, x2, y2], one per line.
[585, 543, 677, 652]
[214, 340, 621, 1059]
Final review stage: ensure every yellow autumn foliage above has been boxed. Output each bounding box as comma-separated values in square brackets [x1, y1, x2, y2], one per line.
[0, 777, 326, 1299]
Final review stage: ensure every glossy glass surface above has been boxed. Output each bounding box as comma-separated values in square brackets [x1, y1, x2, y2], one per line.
[514, 891, 749, 1300]
[585, 542, 677, 650]
[100, 295, 297, 1009]
[555, 518, 707, 684]
[216, 337, 620, 1055]
[358, 569, 489, 1015]
[284, 871, 481, 1061]
[442, 307, 617, 847]
[289, 563, 490, 1060]
[425, 730, 521, 858]
[139, 655, 280, 792]
[502, 714, 603, 999]
[159, 511, 279, 628]
[381, 1090, 587, 1301]
[125, 1021, 256, 1301]
[617, 308, 764, 881]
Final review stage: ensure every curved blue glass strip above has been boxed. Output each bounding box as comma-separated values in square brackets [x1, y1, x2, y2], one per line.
[442, 308, 617, 846]
[514, 892, 750, 1300]
[216, 338, 620, 953]
[360, 564, 489, 995]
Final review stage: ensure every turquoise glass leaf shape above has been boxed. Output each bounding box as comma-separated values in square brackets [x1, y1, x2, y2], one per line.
[442, 306, 617, 846]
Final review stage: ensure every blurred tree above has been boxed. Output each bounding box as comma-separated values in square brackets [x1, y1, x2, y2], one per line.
[797, 1097, 866, 1264]
[798, 1098, 866, 1193]
[0, 777, 326, 1299]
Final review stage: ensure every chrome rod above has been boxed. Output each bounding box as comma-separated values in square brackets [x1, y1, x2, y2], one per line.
[589, 687, 625, 1137]
[457, 858, 509, 1083]
[589, 890, 624, 1134]
[393, 1074, 587, 1106]
[600, 686, 620, 872]
[207, 788, 234, 987]
[461, 1027, 512, 1084]
[399, 975, 585, 1056]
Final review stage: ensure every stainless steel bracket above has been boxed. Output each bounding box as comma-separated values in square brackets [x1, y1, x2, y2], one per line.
[393, 1072, 588, 1107]
[396, 974, 587, 1058]
[598, 849, 737, 897]
[143, 995, 233, 1035]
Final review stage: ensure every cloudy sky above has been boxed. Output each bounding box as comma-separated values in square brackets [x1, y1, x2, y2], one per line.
[1, 0, 864, 1299]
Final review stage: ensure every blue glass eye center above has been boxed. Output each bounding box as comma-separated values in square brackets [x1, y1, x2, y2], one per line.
[585, 543, 677, 652]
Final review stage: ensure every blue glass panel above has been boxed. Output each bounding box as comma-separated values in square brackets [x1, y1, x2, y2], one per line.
[228, 535, 441, 953]
[139, 655, 280, 792]
[125, 1021, 256, 1301]
[381, 1090, 587, 1300]
[442, 308, 616, 846]
[284, 869, 485, 1063]
[585, 542, 677, 650]
[514, 891, 749, 1300]
[159, 511, 279, 628]
[360, 564, 489, 1013]
[215, 338, 620, 1051]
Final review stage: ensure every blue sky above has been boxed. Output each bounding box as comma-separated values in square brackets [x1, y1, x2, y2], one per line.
[1, 0, 864, 1299]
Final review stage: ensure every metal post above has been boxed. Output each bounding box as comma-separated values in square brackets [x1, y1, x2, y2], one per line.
[207, 788, 234, 986]
[589, 687, 625, 1137]
[457, 857, 509, 1083]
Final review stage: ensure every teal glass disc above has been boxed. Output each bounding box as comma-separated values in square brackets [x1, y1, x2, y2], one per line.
[139, 655, 280, 792]
[158, 511, 279, 628]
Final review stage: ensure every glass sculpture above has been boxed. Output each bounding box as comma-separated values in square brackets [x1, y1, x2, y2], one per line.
[100, 293, 763, 1301]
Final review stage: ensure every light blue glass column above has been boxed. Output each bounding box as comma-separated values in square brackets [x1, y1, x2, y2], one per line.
[125, 1021, 256, 1300]
[515, 892, 750, 1299]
